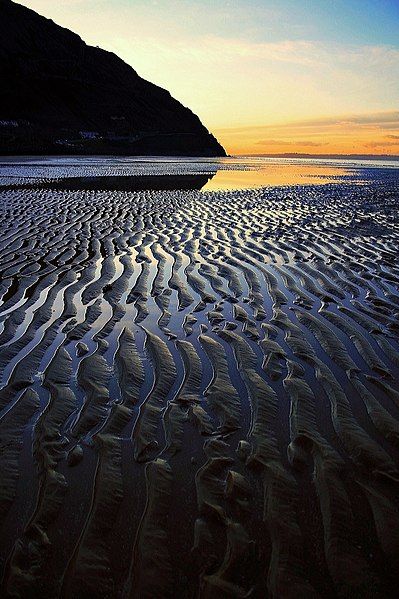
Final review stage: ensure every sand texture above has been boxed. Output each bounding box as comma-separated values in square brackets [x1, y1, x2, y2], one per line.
[0, 159, 399, 598]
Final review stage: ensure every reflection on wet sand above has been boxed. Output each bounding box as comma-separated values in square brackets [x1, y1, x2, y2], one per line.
[202, 163, 354, 190]
[1, 156, 396, 193]
[0, 174, 215, 192]
[0, 167, 357, 193]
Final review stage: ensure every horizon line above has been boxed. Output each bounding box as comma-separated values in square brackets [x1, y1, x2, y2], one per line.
[238, 152, 399, 159]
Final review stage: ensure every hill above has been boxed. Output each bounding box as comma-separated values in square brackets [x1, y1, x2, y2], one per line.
[0, 0, 226, 156]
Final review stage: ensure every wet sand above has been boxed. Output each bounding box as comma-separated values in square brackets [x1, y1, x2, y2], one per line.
[0, 157, 399, 598]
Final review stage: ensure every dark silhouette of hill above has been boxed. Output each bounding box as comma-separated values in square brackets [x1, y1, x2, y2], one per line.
[0, 0, 226, 156]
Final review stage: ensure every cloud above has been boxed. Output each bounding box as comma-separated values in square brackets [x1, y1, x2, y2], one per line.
[365, 140, 399, 148]
[114, 36, 399, 72]
[214, 109, 399, 154]
[217, 111, 399, 134]
[255, 139, 328, 147]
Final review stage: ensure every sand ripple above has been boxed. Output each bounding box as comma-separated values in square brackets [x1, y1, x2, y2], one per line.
[0, 169, 399, 597]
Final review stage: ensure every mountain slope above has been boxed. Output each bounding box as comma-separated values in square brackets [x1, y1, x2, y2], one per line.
[0, 0, 226, 156]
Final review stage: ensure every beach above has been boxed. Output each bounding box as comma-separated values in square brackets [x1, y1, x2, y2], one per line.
[0, 156, 399, 598]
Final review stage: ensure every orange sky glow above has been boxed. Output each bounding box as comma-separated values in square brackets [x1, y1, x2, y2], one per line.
[214, 111, 399, 155]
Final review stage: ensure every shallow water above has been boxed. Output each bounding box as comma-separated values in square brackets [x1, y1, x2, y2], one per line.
[1, 154, 398, 191]
[202, 163, 352, 189]
[0, 157, 399, 598]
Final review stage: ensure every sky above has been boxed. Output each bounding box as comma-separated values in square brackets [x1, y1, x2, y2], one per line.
[16, 0, 399, 155]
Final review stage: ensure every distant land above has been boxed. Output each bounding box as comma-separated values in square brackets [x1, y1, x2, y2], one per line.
[247, 153, 399, 161]
[0, 0, 225, 157]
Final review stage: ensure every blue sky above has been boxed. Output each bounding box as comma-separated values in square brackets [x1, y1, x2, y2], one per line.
[83, 0, 398, 45]
[241, 0, 399, 45]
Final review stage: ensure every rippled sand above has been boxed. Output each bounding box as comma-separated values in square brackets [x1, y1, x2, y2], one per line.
[0, 159, 399, 598]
